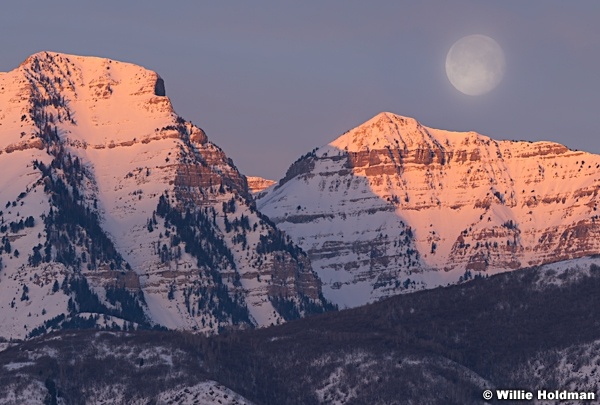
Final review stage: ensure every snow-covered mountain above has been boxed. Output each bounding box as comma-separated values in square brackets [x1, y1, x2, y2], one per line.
[0, 52, 330, 340]
[258, 112, 600, 307]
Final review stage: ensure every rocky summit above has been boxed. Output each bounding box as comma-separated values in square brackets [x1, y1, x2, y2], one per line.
[246, 176, 276, 195]
[258, 112, 600, 307]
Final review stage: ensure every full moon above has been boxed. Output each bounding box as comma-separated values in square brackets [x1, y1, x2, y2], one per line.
[445, 34, 506, 96]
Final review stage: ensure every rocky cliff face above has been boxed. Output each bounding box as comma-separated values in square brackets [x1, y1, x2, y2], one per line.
[0, 52, 328, 339]
[258, 112, 600, 307]
[246, 176, 275, 195]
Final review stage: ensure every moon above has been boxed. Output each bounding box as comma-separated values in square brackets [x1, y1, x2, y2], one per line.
[445, 34, 506, 96]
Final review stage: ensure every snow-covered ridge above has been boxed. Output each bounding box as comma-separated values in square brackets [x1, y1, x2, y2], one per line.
[330, 112, 570, 157]
[259, 111, 600, 307]
[0, 52, 329, 339]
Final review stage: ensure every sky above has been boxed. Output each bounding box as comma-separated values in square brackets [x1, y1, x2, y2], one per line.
[1, 1, 599, 179]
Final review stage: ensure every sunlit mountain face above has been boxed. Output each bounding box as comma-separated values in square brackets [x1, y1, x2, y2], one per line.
[0, 52, 331, 340]
[259, 112, 600, 307]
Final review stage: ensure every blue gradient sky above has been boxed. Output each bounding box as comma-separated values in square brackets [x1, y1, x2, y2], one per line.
[1, 1, 599, 179]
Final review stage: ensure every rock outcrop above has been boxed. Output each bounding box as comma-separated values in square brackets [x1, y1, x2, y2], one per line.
[246, 176, 276, 194]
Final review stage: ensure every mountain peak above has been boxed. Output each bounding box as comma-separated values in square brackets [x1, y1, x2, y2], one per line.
[330, 112, 437, 153]
[15, 51, 165, 97]
[19, 51, 155, 76]
[246, 176, 276, 194]
[373, 111, 418, 124]
[2, 51, 175, 150]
